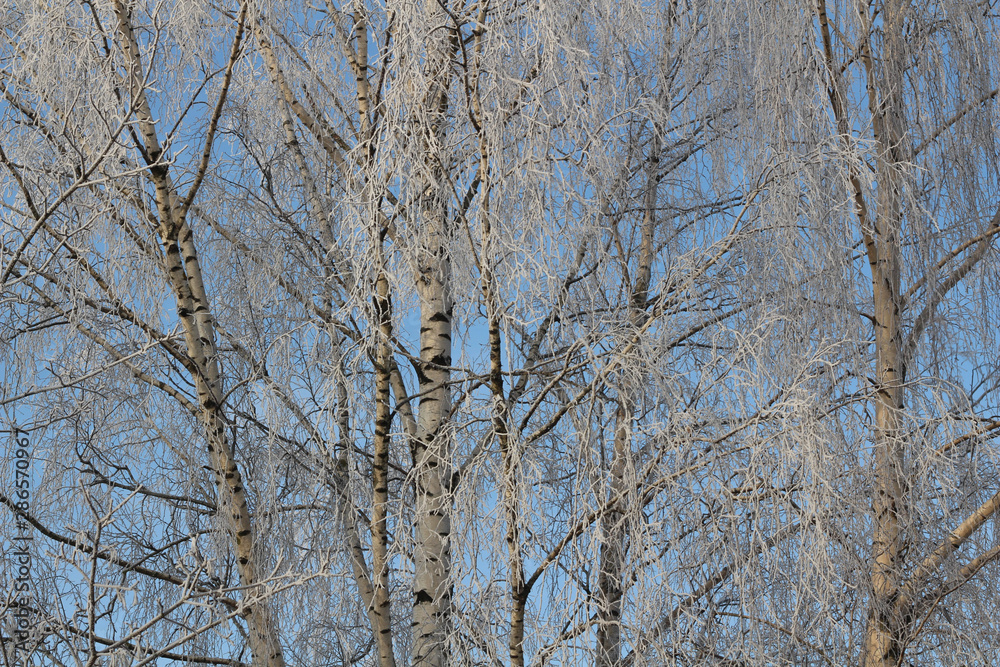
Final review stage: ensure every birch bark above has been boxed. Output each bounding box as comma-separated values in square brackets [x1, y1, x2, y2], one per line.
[111, 5, 286, 665]
[411, 1, 458, 663]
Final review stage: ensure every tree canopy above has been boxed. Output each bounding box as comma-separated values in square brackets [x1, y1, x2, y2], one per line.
[2, 0, 1000, 665]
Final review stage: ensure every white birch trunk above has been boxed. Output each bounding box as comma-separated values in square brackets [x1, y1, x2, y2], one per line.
[411, 2, 457, 663]
[111, 5, 286, 664]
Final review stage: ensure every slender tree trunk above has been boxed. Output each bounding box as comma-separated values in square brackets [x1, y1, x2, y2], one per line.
[165, 203, 287, 667]
[596, 404, 629, 667]
[110, 4, 286, 665]
[160, 195, 287, 667]
[596, 129, 660, 667]
[479, 162, 527, 667]
[862, 205, 906, 667]
[372, 252, 396, 667]
[411, 3, 458, 663]
[359, 3, 395, 660]
[462, 11, 528, 658]
[411, 210, 454, 667]
[814, 2, 910, 660]
[859, 1, 909, 664]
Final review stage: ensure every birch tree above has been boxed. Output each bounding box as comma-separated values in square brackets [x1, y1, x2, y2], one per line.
[2, 0, 1000, 666]
[726, 0, 1000, 664]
